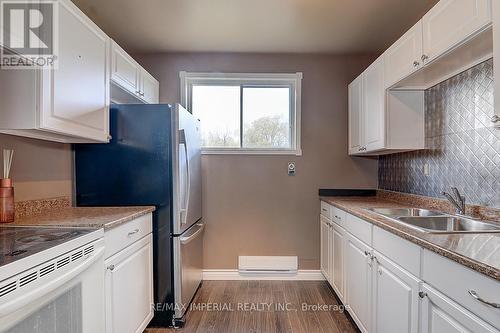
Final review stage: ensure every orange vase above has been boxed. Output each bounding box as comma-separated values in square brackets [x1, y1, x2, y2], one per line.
[0, 178, 14, 223]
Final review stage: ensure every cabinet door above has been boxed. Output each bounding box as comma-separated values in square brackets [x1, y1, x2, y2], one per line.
[320, 217, 330, 281]
[420, 284, 499, 333]
[331, 224, 345, 302]
[362, 56, 385, 152]
[348, 75, 363, 154]
[422, 0, 492, 63]
[328, 221, 334, 286]
[111, 41, 140, 95]
[140, 69, 160, 104]
[372, 251, 420, 333]
[345, 233, 372, 333]
[384, 20, 423, 88]
[105, 235, 154, 333]
[40, 0, 110, 142]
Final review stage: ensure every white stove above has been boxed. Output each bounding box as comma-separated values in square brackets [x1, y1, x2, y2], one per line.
[0, 226, 105, 333]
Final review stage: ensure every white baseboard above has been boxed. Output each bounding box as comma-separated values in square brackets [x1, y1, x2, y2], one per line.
[202, 269, 325, 281]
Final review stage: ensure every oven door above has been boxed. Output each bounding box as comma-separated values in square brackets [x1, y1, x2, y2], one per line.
[0, 239, 105, 333]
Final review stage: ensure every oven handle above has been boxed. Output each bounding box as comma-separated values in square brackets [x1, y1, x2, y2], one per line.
[0, 246, 104, 318]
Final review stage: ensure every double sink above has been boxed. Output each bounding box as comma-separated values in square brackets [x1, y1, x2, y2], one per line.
[367, 208, 500, 234]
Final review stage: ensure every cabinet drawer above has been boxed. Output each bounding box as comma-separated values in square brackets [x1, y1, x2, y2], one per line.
[423, 249, 500, 328]
[104, 213, 153, 258]
[344, 213, 372, 245]
[373, 226, 421, 277]
[331, 206, 346, 226]
[320, 201, 332, 219]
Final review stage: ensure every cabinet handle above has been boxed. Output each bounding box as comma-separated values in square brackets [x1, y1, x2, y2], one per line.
[364, 250, 370, 256]
[377, 269, 382, 275]
[370, 255, 379, 264]
[127, 228, 140, 236]
[418, 291, 427, 299]
[421, 54, 429, 62]
[413, 61, 420, 67]
[468, 290, 500, 309]
[491, 115, 500, 124]
[139, 92, 145, 97]
[107, 264, 115, 272]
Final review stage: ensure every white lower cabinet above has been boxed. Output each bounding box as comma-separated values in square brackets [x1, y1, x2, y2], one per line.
[331, 223, 345, 302]
[420, 284, 499, 333]
[104, 215, 154, 333]
[319, 201, 500, 333]
[320, 216, 331, 281]
[345, 232, 372, 333]
[372, 251, 420, 333]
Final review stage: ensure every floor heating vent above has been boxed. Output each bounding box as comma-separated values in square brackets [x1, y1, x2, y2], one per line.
[238, 256, 298, 274]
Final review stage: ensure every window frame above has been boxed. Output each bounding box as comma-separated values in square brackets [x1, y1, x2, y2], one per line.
[180, 71, 302, 156]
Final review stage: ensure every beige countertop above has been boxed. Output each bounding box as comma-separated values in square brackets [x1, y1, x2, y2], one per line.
[6, 206, 156, 231]
[320, 196, 500, 282]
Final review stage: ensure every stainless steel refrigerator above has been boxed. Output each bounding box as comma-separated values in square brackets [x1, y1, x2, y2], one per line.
[74, 103, 203, 328]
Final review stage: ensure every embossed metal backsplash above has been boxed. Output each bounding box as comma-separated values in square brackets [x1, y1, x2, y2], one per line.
[379, 59, 500, 208]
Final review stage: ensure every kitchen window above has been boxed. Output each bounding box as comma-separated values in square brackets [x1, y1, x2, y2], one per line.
[180, 72, 302, 155]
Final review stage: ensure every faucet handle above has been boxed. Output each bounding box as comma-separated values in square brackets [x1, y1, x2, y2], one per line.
[451, 187, 461, 200]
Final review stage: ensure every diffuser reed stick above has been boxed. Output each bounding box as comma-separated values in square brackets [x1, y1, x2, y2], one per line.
[0, 149, 14, 223]
[3, 149, 13, 179]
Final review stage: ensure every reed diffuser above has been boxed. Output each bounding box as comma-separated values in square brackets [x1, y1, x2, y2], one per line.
[0, 149, 14, 223]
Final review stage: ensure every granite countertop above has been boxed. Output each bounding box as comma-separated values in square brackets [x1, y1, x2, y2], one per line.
[320, 196, 500, 282]
[6, 206, 156, 231]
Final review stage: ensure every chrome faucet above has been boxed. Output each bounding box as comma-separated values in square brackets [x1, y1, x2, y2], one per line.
[442, 187, 466, 215]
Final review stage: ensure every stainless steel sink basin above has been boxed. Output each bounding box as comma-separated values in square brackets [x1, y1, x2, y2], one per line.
[367, 207, 444, 217]
[398, 216, 500, 233]
[366, 207, 500, 233]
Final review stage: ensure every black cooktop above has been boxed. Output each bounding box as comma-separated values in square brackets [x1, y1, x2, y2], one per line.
[0, 226, 96, 267]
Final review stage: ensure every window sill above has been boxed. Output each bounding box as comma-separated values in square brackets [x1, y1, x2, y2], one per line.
[201, 148, 302, 156]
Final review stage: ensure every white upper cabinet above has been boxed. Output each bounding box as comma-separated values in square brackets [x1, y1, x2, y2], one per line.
[111, 43, 140, 94]
[0, 0, 110, 143]
[42, 0, 109, 141]
[348, 75, 363, 154]
[422, 0, 492, 63]
[349, 56, 424, 156]
[110, 41, 159, 104]
[349, 0, 493, 155]
[385, 21, 423, 88]
[140, 68, 160, 104]
[362, 56, 385, 152]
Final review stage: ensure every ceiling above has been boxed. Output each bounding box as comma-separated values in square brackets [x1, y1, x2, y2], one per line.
[72, 0, 439, 54]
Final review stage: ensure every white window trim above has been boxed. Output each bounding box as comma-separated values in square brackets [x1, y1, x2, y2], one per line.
[180, 71, 302, 156]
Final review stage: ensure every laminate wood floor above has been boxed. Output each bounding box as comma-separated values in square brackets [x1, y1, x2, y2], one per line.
[145, 280, 359, 333]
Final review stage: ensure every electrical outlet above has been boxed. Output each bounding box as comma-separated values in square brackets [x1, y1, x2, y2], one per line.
[287, 162, 296, 176]
[423, 163, 430, 176]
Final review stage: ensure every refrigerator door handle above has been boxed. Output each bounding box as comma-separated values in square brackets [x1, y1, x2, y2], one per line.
[179, 222, 205, 245]
[179, 129, 191, 225]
